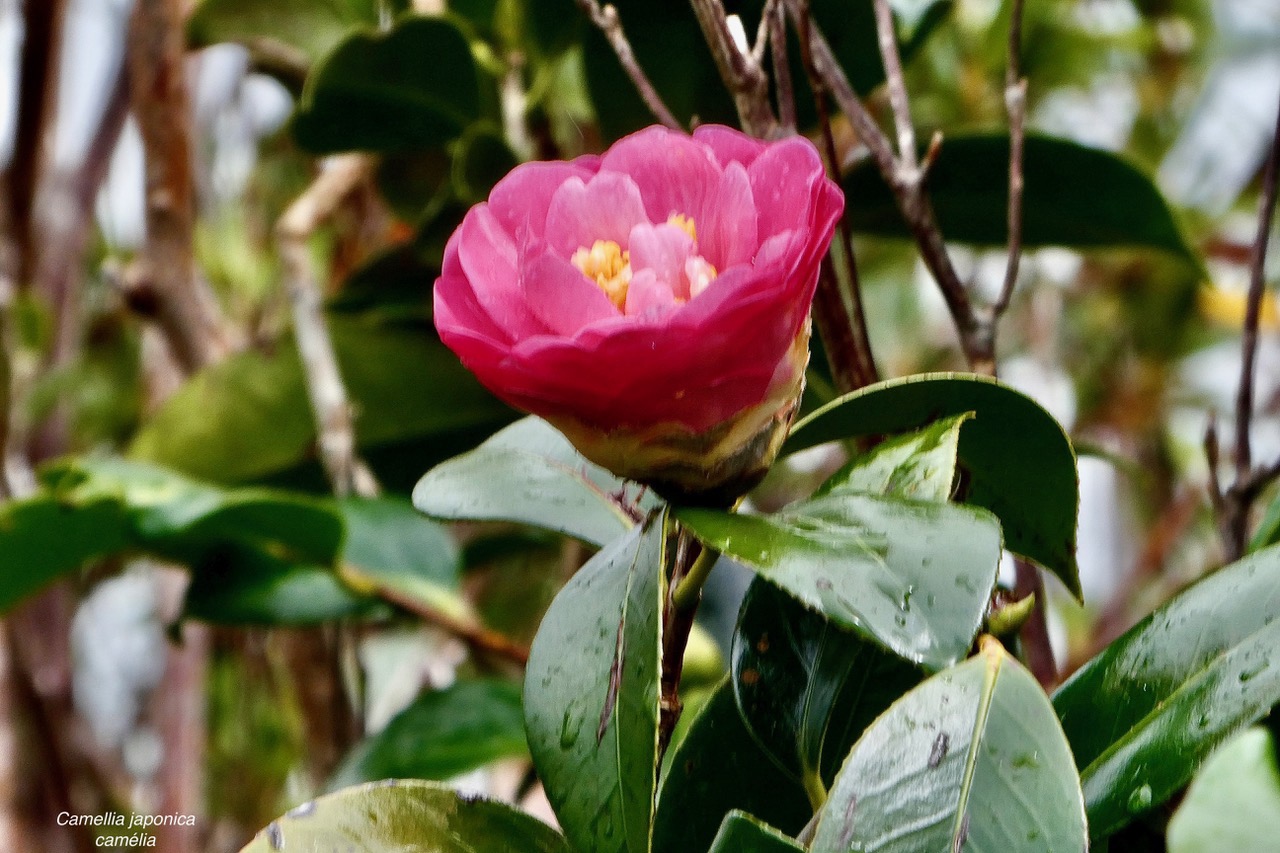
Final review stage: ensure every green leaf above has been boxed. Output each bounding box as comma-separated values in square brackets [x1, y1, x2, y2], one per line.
[732, 579, 924, 792]
[452, 123, 518, 203]
[524, 511, 666, 853]
[678, 493, 1001, 671]
[817, 413, 969, 501]
[188, 0, 381, 67]
[338, 496, 463, 614]
[328, 678, 526, 789]
[709, 812, 805, 852]
[240, 779, 569, 852]
[1053, 544, 1280, 840]
[811, 640, 1087, 852]
[785, 373, 1081, 599]
[414, 417, 644, 548]
[183, 541, 380, 624]
[654, 681, 812, 853]
[292, 16, 481, 154]
[129, 316, 515, 493]
[843, 133, 1201, 269]
[0, 493, 129, 612]
[1167, 727, 1280, 853]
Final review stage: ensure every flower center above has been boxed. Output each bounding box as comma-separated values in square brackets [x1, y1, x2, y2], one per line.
[571, 239, 632, 310]
[571, 213, 718, 312]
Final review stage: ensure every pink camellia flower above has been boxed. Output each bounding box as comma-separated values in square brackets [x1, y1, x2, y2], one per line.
[434, 125, 843, 504]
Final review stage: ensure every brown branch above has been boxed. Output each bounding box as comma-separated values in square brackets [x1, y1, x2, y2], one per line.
[689, 0, 776, 136]
[1210, 87, 1280, 562]
[658, 526, 704, 758]
[992, 0, 1028, 316]
[871, 0, 917, 169]
[360, 580, 531, 666]
[767, 0, 796, 134]
[574, 1, 681, 130]
[1013, 558, 1055, 687]
[796, 1, 877, 391]
[276, 154, 380, 500]
[127, 0, 229, 374]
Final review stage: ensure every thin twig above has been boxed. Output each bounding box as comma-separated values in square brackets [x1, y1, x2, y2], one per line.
[658, 524, 704, 759]
[871, 0, 917, 170]
[767, 0, 795, 134]
[574, 1, 681, 130]
[796, 0, 878, 391]
[276, 154, 380, 500]
[992, 0, 1028, 316]
[689, 0, 776, 136]
[127, 0, 229, 374]
[362, 581, 531, 665]
[1209, 87, 1280, 562]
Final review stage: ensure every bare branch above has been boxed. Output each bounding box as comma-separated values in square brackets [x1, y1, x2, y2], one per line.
[767, 0, 796, 134]
[277, 154, 380, 500]
[689, 0, 776, 136]
[993, 0, 1028, 316]
[127, 0, 229, 374]
[575, 1, 681, 130]
[871, 0, 917, 170]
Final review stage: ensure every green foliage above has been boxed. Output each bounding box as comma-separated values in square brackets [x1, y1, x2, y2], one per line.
[787, 373, 1082, 598]
[523, 512, 666, 853]
[843, 133, 1201, 270]
[292, 16, 483, 153]
[1054, 544, 1280, 840]
[1167, 728, 1280, 853]
[811, 640, 1087, 852]
[188, 0, 387, 66]
[240, 780, 569, 852]
[707, 812, 804, 852]
[328, 678, 526, 789]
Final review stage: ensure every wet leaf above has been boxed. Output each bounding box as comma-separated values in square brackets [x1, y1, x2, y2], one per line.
[524, 512, 666, 853]
[785, 373, 1081, 599]
[653, 681, 812, 853]
[1167, 727, 1280, 853]
[678, 492, 1001, 671]
[240, 779, 569, 852]
[811, 640, 1087, 852]
[708, 811, 805, 852]
[1054, 544, 1280, 840]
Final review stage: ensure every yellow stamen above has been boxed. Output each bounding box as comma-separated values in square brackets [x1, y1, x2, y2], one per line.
[572, 239, 631, 310]
[667, 213, 698, 242]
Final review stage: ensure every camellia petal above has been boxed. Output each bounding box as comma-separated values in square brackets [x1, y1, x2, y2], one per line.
[433, 125, 843, 504]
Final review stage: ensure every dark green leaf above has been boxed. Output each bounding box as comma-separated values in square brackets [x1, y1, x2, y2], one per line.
[414, 417, 644, 548]
[843, 133, 1201, 268]
[183, 541, 380, 624]
[785, 373, 1081, 599]
[524, 512, 666, 853]
[678, 493, 1001, 671]
[811, 640, 1087, 852]
[1167, 728, 1280, 853]
[452, 124, 518, 203]
[240, 779, 569, 852]
[328, 679, 526, 789]
[654, 681, 812, 853]
[732, 580, 924, 791]
[188, 0, 381, 66]
[1053, 544, 1280, 840]
[129, 316, 515, 492]
[339, 496, 462, 614]
[709, 812, 805, 852]
[0, 493, 129, 612]
[292, 16, 480, 153]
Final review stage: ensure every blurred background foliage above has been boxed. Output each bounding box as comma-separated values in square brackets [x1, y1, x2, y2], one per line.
[0, 0, 1277, 849]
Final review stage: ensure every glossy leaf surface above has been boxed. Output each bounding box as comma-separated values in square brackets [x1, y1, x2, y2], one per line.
[1166, 727, 1280, 853]
[785, 373, 1081, 598]
[708, 812, 805, 852]
[1054, 544, 1280, 839]
[130, 317, 514, 492]
[653, 681, 812, 853]
[240, 779, 569, 852]
[328, 679, 526, 789]
[292, 16, 480, 153]
[414, 417, 642, 548]
[679, 494, 1001, 671]
[817, 414, 968, 502]
[732, 580, 924, 787]
[811, 641, 1087, 852]
[843, 133, 1200, 267]
[338, 496, 462, 614]
[524, 513, 665, 853]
